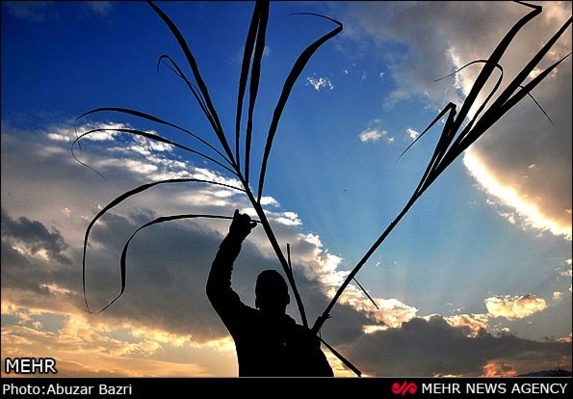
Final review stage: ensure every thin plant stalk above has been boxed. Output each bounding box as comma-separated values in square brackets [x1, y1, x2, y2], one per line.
[79, 0, 342, 330]
[312, 1, 571, 334]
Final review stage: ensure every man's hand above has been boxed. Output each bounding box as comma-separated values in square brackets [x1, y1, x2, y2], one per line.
[229, 209, 257, 241]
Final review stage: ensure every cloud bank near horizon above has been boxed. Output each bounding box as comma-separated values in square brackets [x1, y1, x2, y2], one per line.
[1, 121, 570, 377]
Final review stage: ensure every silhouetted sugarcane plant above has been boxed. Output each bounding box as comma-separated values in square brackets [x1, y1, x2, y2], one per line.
[74, 0, 570, 376]
[311, 1, 571, 334]
[74, 0, 363, 373]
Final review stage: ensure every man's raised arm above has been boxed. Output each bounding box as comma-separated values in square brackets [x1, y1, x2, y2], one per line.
[206, 210, 257, 317]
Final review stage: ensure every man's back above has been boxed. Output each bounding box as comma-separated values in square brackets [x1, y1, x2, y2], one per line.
[213, 293, 333, 376]
[206, 211, 333, 377]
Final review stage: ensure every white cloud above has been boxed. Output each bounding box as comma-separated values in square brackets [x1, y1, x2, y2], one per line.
[362, 325, 388, 334]
[359, 129, 385, 142]
[559, 269, 571, 278]
[132, 134, 174, 153]
[440, 313, 490, 337]
[406, 128, 419, 141]
[306, 76, 334, 91]
[259, 196, 279, 207]
[485, 294, 548, 320]
[358, 119, 396, 144]
[464, 149, 572, 240]
[368, 298, 417, 328]
[274, 211, 302, 226]
[48, 122, 127, 143]
[553, 292, 564, 301]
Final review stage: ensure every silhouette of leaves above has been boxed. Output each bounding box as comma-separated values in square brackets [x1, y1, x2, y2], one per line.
[74, 0, 570, 376]
[312, 2, 571, 334]
[76, 0, 342, 331]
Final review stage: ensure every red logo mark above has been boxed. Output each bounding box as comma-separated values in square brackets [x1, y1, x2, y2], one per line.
[392, 381, 417, 396]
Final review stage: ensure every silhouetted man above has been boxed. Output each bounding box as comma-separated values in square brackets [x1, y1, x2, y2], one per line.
[207, 210, 333, 377]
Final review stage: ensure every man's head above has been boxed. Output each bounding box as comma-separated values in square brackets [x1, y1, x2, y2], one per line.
[255, 270, 290, 315]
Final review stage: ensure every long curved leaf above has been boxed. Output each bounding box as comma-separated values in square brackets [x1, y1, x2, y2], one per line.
[157, 55, 218, 137]
[313, 1, 572, 335]
[498, 52, 572, 119]
[521, 89, 555, 127]
[440, 2, 541, 150]
[90, 214, 238, 313]
[416, 103, 459, 197]
[441, 60, 504, 140]
[398, 102, 457, 161]
[257, 12, 343, 201]
[82, 178, 245, 313]
[487, 16, 572, 118]
[245, 1, 270, 183]
[76, 107, 231, 166]
[146, 1, 235, 165]
[236, 0, 265, 173]
[72, 127, 236, 175]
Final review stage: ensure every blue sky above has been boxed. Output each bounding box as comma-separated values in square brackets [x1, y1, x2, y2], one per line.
[1, 1, 571, 377]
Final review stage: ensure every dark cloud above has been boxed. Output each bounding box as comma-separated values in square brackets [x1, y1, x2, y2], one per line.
[0, 210, 84, 312]
[86, 214, 230, 340]
[1, 239, 40, 293]
[88, 210, 373, 344]
[1, 207, 72, 265]
[1, 118, 570, 376]
[343, 316, 572, 376]
[0, 196, 374, 354]
[1, 126, 371, 349]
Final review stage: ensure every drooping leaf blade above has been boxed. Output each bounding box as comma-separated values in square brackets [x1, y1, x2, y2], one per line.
[157, 55, 218, 137]
[441, 2, 542, 147]
[72, 127, 236, 175]
[312, 1, 572, 335]
[76, 107, 231, 165]
[82, 179, 245, 313]
[91, 214, 239, 313]
[146, 1, 235, 165]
